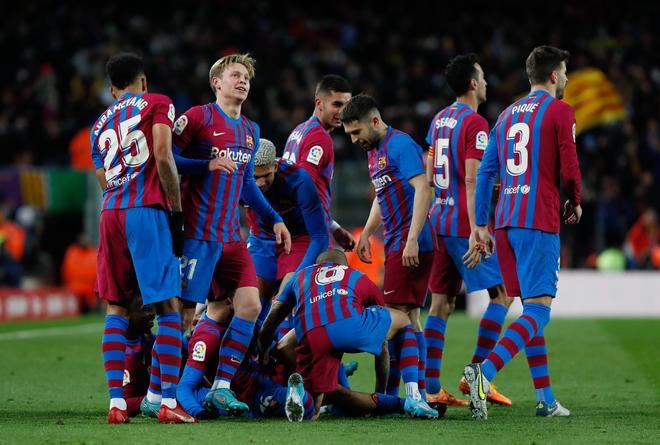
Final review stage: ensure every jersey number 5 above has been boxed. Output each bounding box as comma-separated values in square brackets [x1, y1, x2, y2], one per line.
[98, 114, 150, 181]
[506, 122, 529, 176]
[433, 138, 450, 189]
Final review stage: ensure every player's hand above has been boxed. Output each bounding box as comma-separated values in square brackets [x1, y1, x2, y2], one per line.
[273, 222, 292, 254]
[208, 156, 237, 174]
[563, 200, 582, 225]
[463, 226, 494, 269]
[333, 226, 356, 252]
[169, 211, 185, 257]
[257, 337, 272, 367]
[357, 233, 372, 263]
[402, 238, 420, 268]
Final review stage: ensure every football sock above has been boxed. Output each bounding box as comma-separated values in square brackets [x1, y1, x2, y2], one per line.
[155, 312, 183, 400]
[102, 315, 129, 403]
[525, 329, 556, 405]
[424, 315, 446, 394]
[482, 303, 550, 381]
[337, 363, 351, 390]
[396, 325, 420, 398]
[415, 331, 426, 398]
[386, 340, 401, 396]
[214, 316, 255, 389]
[371, 393, 406, 415]
[472, 302, 507, 363]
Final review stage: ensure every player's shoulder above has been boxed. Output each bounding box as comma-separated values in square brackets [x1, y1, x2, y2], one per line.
[240, 114, 260, 134]
[464, 110, 489, 128]
[545, 97, 575, 119]
[143, 92, 172, 105]
[389, 128, 421, 152]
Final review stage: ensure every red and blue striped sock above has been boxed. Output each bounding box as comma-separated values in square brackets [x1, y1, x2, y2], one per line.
[386, 340, 401, 396]
[371, 393, 406, 415]
[396, 325, 419, 395]
[214, 316, 255, 388]
[423, 315, 446, 394]
[155, 312, 183, 400]
[482, 303, 550, 381]
[414, 331, 426, 398]
[102, 315, 129, 402]
[525, 329, 556, 405]
[471, 302, 507, 363]
[147, 347, 161, 402]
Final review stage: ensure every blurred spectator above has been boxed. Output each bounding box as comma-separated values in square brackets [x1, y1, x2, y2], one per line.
[61, 233, 98, 312]
[0, 202, 25, 286]
[624, 209, 659, 269]
[68, 126, 95, 170]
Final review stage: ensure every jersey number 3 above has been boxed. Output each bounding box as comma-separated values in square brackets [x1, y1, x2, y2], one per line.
[506, 122, 530, 176]
[99, 114, 150, 181]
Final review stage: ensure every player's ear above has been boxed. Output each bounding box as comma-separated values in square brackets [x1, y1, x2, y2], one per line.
[550, 70, 558, 85]
[314, 97, 322, 110]
[470, 78, 478, 91]
[140, 76, 147, 93]
[109, 86, 119, 100]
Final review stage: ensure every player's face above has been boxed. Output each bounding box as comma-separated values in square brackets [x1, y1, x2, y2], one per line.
[555, 61, 568, 100]
[317, 91, 352, 129]
[343, 118, 379, 151]
[254, 163, 277, 192]
[213, 63, 251, 103]
[474, 64, 487, 103]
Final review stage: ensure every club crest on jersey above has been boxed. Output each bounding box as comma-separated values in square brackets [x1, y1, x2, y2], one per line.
[192, 341, 206, 362]
[306, 145, 324, 166]
[173, 115, 188, 136]
[246, 135, 254, 148]
[476, 131, 488, 150]
[122, 369, 130, 386]
[377, 156, 387, 170]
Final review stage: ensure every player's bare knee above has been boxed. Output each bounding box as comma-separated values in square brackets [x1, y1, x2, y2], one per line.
[154, 297, 180, 314]
[429, 293, 453, 319]
[106, 302, 129, 317]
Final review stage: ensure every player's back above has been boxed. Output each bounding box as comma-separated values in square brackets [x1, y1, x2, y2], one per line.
[285, 262, 382, 338]
[91, 93, 174, 211]
[282, 116, 334, 226]
[246, 160, 318, 239]
[491, 90, 579, 233]
[427, 102, 489, 237]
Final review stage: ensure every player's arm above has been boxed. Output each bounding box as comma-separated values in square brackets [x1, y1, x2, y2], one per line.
[464, 127, 500, 268]
[295, 172, 330, 271]
[242, 141, 291, 253]
[426, 144, 435, 188]
[258, 278, 296, 362]
[465, 119, 490, 231]
[402, 173, 432, 267]
[95, 168, 106, 190]
[357, 198, 382, 264]
[557, 106, 582, 224]
[374, 340, 389, 394]
[90, 131, 107, 190]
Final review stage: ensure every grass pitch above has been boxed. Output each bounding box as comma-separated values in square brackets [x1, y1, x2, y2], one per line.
[0, 314, 658, 444]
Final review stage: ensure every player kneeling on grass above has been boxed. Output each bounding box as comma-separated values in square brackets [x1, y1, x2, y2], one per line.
[176, 299, 317, 421]
[258, 249, 439, 419]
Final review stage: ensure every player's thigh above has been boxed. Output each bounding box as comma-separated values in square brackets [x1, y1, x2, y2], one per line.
[443, 235, 504, 293]
[247, 235, 277, 284]
[495, 229, 521, 298]
[276, 235, 310, 280]
[383, 249, 432, 308]
[97, 209, 137, 305]
[429, 236, 462, 296]
[125, 207, 180, 304]
[296, 328, 341, 395]
[507, 228, 560, 299]
[180, 238, 222, 304]
[211, 241, 259, 302]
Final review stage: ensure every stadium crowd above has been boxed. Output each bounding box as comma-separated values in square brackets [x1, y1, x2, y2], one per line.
[1, 1, 659, 276]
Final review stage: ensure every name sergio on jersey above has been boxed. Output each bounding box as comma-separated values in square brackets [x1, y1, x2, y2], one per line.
[211, 146, 252, 164]
[435, 117, 458, 129]
[371, 174, 392, 191]
[309, 287, 348, 305]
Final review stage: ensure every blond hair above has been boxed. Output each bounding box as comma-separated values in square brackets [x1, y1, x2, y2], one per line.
[208, 53, 256, 92]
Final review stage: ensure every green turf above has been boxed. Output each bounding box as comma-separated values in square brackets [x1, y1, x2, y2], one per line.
[0, 314, 658, 444]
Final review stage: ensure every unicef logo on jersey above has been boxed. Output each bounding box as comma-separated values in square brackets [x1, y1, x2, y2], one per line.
[435, 196, 455, 206]
[503, 184, 531, 195]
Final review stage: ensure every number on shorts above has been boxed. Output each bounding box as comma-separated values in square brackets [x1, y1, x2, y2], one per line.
[314, 265, 348, 285]
[180, 256, 198, 280]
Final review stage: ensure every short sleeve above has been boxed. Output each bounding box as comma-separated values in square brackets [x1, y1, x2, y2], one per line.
[465, 115, 490, 161]
[391, 135, 425, 180]
[151, 94, 175, 128]
[172, 106, 204, 152]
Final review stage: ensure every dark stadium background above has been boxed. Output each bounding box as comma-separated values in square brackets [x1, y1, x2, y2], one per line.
[1, 1, 658, 309]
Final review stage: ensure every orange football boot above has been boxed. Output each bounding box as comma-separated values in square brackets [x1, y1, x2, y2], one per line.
[459, 376, 512, 406]
[427, 388, 469, 407]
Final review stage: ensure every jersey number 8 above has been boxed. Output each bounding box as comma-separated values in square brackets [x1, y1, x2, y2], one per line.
[314, 265, 348, 285]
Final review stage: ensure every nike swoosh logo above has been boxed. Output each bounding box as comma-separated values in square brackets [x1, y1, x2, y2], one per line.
[384, 290, 395, 295]
[477, 371, 486, 400]
[213, 131, 225, 136]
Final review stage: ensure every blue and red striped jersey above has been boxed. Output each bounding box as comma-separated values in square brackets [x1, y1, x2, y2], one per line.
[282, 116, 334, 229]
[367, 127, 434, 255]
[277, 263, 384, 340]
[426, 102, 489, 237]
[91, 93, 175, 211]
[173, 103, 262, 242]
[476, 90, 582, 233]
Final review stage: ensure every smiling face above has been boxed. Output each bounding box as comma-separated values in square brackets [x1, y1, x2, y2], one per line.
[212, 62, 251, 103]
[316, 90, 352, 129]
